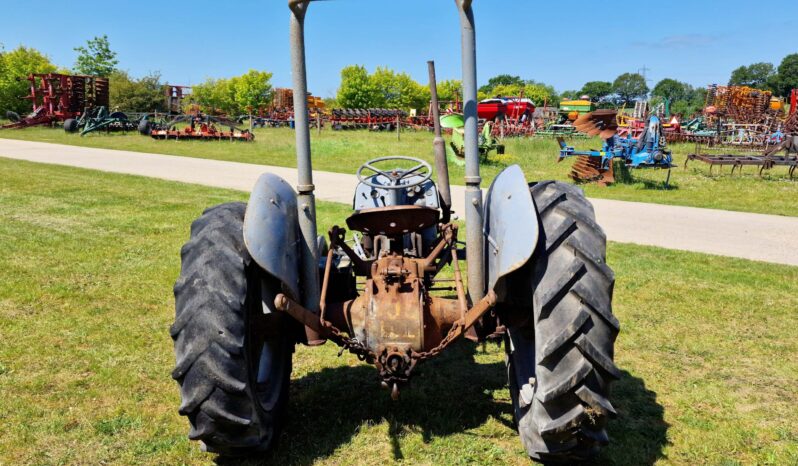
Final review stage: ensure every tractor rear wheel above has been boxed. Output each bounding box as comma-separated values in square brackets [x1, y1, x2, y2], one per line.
[506, 181, 619, 463]
[6, 111, 20, 122]
[171, 202, 294, 456]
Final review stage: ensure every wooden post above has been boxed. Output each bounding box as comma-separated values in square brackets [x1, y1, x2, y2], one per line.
[396, 114, 401, 141]
[317, 111, 321, 136]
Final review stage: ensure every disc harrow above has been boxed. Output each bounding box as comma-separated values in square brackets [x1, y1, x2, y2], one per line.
[569, 155, 615, 185]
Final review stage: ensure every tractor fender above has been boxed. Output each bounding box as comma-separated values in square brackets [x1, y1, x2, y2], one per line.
[243, 173, 301, 300]
[483, 164, 539, 301]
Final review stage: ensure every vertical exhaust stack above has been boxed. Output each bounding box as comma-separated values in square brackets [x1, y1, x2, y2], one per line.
[455, 0, 485, 302]
[289, 0, 323, 344]
[427, 60, 452, 223]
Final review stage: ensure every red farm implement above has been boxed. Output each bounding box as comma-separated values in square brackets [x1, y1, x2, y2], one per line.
[147, 114, 254, 141]
[478, 97, 536, 137]
[1, 73, 108, 129]
[330, 108, 406, 131]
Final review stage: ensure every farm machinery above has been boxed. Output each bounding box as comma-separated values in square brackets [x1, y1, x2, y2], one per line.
[685, 110, 798, 179]
[170, 1, 618, 463]
[63, 106, 138, 136]
[255, 87, 326, 127]
[678, 85, 793, 148]
[440, 112, 505, 165]
[330, 108, 406, 131]
[679, 87, 798, 177]
[1, 73, 108, 130]
[478, 96, 536, 137]
[142, 113, 254, 141]
[558, 110, 673, 186]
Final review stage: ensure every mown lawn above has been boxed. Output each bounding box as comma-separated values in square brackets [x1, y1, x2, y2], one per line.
[0, 157, 796, 465]
[2, 126, 798, 217]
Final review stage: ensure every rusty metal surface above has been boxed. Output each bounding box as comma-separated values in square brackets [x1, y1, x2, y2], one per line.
[573, 110, 619, 139]
[570, 155, 615, 185]
[685, 152, 797, 178]
[276, 218, 500, 394]
[350, 256, 427, 353]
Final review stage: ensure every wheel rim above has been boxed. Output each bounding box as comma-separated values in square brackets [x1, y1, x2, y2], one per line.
[254, 335, 288, 411]
[247, 275, 291, 414]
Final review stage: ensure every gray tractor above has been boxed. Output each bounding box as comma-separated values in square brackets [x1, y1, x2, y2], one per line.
[171, 1, 619, 462]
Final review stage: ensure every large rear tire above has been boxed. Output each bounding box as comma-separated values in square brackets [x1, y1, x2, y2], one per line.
[171, 202, 294, 456]
[506, 181, 619, 463]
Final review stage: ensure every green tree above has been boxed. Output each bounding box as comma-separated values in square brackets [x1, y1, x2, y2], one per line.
[371, 66, 428, 110]
[772, 53, 798, 97]
[479, 74, 523, 95]
[192, 78, 236, 115]
[73, 35, 118, 77]
[652, 78, 691, 101]
[0, 46, 57, 115]
[579, 81, 613, 102]
[336, 65, 379, 108]
[612, 73, 649, 104]
[232, 69, 273, 114]
[108, 70, 164, 112]
[526, 80, 560, 106]
[490, 83, 523, 98]
[437, 79, 462, 102]
[559, 90, 580, 101]
[728, 62, 775, 89]
[481, 80, 558, 106]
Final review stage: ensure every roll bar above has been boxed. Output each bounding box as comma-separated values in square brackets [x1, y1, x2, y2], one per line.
[287, 0, 485, 303]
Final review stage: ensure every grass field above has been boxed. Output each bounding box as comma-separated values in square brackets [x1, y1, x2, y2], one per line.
[2, 126, 798, 217]
[1, 157, 797, 465]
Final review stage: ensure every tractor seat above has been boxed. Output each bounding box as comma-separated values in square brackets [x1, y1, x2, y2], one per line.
[346, 205, 439, 236]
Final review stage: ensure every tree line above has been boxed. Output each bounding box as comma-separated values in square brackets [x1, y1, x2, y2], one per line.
[0, 36, 273, 116]
[2, 36, 798, 118]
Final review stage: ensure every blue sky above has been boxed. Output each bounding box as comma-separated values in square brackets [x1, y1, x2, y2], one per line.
[1, 0, 796, 97]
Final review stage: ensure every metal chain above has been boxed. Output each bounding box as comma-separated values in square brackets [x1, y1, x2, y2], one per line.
[411, 321, 464, 361]
[321, 316, 465, 364]
[324, 322, 375, 362]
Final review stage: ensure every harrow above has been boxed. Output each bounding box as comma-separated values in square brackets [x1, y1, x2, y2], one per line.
[331, 108, 406, 131]
[685, 135, 798, 179]
[145, 114, 254, 141]
[64, 106, 138, 136]
[1, 73, 108, 130]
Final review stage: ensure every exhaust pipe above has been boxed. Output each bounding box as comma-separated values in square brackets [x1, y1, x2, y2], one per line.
[427, 60, 452, 223]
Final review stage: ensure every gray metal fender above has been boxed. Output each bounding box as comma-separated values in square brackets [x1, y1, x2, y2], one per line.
[243, 173, 301, 300]
[483, 164, 539, 302]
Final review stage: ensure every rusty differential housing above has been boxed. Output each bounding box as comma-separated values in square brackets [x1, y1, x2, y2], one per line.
[328, 254, 461, 384]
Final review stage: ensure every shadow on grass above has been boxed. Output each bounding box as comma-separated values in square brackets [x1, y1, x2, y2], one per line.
[598, 370, 669, 466]
[217, 347, 667, 466]
[613, 163, 676, 191]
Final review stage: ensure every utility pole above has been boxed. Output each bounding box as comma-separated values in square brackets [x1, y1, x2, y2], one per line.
[638, 65, 651, 83]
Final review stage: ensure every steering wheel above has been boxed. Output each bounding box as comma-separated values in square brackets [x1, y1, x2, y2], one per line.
[356, 156, 433, 190]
